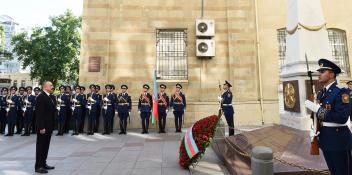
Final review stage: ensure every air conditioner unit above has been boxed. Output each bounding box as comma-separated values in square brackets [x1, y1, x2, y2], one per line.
[196, 39, 215, 57]
[196, 19, 215, 37]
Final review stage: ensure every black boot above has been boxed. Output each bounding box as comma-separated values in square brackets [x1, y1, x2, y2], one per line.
[21, 124, 27, 136]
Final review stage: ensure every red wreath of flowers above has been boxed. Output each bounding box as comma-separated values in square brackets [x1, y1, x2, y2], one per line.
[179, 114, 221, 169]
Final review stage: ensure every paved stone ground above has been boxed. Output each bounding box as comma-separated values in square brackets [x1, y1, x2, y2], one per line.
[0, 128, 230, 175]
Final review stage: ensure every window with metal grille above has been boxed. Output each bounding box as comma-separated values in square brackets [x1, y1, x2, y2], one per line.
[327, 28, 350, 76]
[156, 29, 188, 80]
[277, 28, 287, 69]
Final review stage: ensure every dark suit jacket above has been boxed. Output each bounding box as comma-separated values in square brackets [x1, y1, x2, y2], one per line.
[35, 91, 56, 133]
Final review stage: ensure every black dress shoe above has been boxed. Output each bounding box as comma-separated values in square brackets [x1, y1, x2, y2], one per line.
[35, 167, 48, 173]
[118, 132, 124, 135]
[44, 164, 55, 170]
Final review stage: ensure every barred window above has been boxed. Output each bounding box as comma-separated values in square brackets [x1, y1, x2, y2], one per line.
[156, 29, 188, 80]
[277, 28, 287, 69]
[327, 28, 350, 76]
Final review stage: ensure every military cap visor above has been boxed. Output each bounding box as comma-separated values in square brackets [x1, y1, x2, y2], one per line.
[121, 85, 128, 89]
[26, 86, 33, 90]
[89, 84, 96, 89]
[175, 83, 182, 89]
[10, 86, 17, 91]
[19, 87, 25, 91]
[224, 80, 232, 87]
[160, 84, 166, 89]
[105, 84, 112, 89]
[317, 59, 341, 75]
[143, 84, 150, 89]
[34, 87, 40, 91]
[59, 85, 66, 89]
[2, 88, 8, 91]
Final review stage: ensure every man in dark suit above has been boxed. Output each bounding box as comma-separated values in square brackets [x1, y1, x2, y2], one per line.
[34, 81, 56, 174]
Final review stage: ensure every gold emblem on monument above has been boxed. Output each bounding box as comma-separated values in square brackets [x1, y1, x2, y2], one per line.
[284, 83, 296, 108]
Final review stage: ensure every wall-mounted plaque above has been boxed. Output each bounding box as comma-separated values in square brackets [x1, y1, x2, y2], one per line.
[88, 56, 101, 72]
[283, 80, 300, 112]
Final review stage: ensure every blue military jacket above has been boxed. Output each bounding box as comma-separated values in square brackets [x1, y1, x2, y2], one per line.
[57, 93, 70, 109]
[7, 94, 20, 110]
[86, 93, 101, 112]
[116, 93, 131, 113]
[221, 90, 234, 114]
[71, 93, 86, 109]
[24, 94, 36, 110]
[0, 95, 7, 110]
[170, 92, 186, 111]
[316, 82, 352, 151]
[138, 93, 152, 112]
[103, 93, 116, 111]
[18, 95, 24, 110]
[158, 92, 169, 112]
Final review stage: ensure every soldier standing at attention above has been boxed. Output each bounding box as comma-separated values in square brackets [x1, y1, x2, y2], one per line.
[138, 84, 152, 134]
[95, 85, 102, 132]
[0, 88, 8, 134]
[15, 86, 25, 134]
[116, 85, 131, 135]
[21, 86, 36, 136]
[56, 85, 69, 136]
[71, 86, 86, 135]
[31, 87, 41, 134]
[102, 84, 115, 135]
[86, 84, 100, 135]
[64, 86, 73, 134]
[305, 59, 352, 175]
[79, 86, 87, 133]
[218, 81, 235, 136]
[170, 83, 186, 133]
[158, 84, 169, 133]
[5, 86, 20, 136]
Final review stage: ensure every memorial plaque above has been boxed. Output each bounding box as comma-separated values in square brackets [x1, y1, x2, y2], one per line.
[283, 80, 300, 112]
[88, 56, 101, 72]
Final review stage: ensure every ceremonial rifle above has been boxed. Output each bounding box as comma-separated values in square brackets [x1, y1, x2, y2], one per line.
[305, 53, 320, 155]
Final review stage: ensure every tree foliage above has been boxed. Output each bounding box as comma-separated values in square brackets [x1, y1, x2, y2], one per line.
[11, 10, 81, 86]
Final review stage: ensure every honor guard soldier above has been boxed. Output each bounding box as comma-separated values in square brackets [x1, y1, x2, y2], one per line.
[56, 85, 70, 136]
[15, 86, 26, 134]
[21, 86, 36, 136]
[305, 59, 352, 175]
[158, 84, 169, 133]
[138, 84, 153, 134]
[5, 86, 20, 136]
[0, 87, 8, 134]
[110, 84, 117, 133]
[346, 80, 352, 121]
[116, 85, 132, 135]
[31, 87, 41, 134]
[95, 85, 102, 132]
[71, 86, 86, 135]
[218, 81, 235, 136]
[170, 83, 186, 133]
[64, 86, 73, 133]
[86, 84, 100, 135]
[102, 84, 115, 135]
[79, 86, 87, 133]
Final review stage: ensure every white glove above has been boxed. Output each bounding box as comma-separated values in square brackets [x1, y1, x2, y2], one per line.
[103, 106, 107, 110]
[87, 106, 92, 110]
[6, 108, 10, 112]
[103, 97, 109, 102]
[7, 99, 13, 104]
[72, 99, 78, 103]
[309, 125, 320, 143]
[24, 99, 30, 104]
[57, 99, 62, 103]
[138, 111, 141, 114]
[172, 109, 174, 112]
[71, 107, 75, 111]
[217, 96, 223, 102]
[128, 112, 131, 115]
[115, 111, 118, 114]
[57, 107, 60, 111]
[22, 107, 26, 112]
[166, 109, 168, 113]
[304, 100, 320, 113]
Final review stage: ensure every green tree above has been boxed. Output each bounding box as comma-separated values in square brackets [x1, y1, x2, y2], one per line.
[0, 25, 5, 53]
[11, 10, 81, 86]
